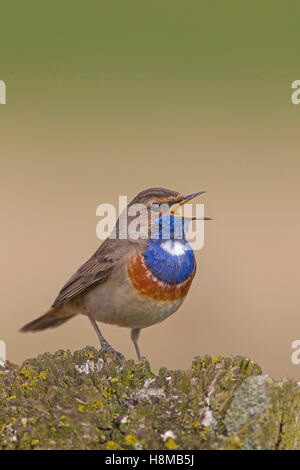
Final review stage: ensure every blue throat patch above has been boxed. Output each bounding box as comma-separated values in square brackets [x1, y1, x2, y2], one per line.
[143, 215, 195, 285]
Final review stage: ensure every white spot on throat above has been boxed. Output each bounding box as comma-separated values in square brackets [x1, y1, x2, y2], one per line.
[161, 240, 187, 256]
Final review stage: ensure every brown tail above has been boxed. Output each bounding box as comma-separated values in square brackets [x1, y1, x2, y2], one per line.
[20, 306, 76, 332]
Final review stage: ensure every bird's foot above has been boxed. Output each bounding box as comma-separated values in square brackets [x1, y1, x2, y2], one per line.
[101, 342, 125, 361]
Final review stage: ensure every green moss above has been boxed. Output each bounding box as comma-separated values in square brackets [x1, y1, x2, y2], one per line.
[0, 347, 299, 449]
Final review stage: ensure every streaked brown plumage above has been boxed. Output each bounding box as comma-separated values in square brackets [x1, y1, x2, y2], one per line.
[21, 187, 209, 360]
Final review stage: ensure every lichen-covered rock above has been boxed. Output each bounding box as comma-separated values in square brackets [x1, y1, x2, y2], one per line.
[0, 347, 299, 449]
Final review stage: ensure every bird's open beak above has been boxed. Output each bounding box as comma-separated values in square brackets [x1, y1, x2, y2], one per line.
[170, 191, 212, 220]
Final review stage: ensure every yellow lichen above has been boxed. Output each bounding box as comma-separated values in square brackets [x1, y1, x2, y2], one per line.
[20, 367, 33, 379]
[212, 357, 220, 365]
[77, 404, 85, 413]
[165, 438, 179, 450]
[225, 436, 243, 450]
[201, 427, 210, 441]
[125, 434, 137, 447]
[106, 440, 118, 450]
[227, 371, 233, 380]
[193, 421, 202, 430]
[200, 357, 206, 368]
[88, 400, 102, 409]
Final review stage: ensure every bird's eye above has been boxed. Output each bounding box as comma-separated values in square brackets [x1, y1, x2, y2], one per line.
[150, 204, 161, 212]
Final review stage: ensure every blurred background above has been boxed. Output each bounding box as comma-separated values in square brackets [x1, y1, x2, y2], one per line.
[1, 1, 300, 379]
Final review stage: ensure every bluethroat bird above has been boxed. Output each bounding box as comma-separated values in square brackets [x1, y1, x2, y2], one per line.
[21, 188, 210, 360]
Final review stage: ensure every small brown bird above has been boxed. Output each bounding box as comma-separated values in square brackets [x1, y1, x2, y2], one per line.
[21, 188, 210, 360]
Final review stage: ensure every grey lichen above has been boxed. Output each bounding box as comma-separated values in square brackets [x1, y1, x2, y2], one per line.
[0, 347, 299, 449]
[224, 375, 272, 449]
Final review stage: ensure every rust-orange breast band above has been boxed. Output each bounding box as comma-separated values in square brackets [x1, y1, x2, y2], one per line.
[127, 253, 195, 302]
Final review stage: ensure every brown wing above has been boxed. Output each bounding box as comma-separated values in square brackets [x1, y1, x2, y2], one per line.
[52, 238, 129, 307]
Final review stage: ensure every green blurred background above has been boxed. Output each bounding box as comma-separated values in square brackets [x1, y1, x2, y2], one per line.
[1, 1, 300, 379]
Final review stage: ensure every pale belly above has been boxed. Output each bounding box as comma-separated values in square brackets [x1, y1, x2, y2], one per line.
[80, 257, 187, 329]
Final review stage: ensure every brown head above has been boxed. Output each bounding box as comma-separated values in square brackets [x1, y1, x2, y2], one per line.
[117, 187, 210, 240]
[128, 187, 184, 208]
[128, 187, 209, 215]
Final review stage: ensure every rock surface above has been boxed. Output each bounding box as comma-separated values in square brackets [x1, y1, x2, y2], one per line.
[0, 347, 299, 450]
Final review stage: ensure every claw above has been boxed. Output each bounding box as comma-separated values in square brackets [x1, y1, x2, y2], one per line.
[101, 342, 125, 361]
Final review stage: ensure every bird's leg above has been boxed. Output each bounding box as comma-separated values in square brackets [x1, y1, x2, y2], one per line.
[87, 311, 124, 361]
[131, 328, 142, 361]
